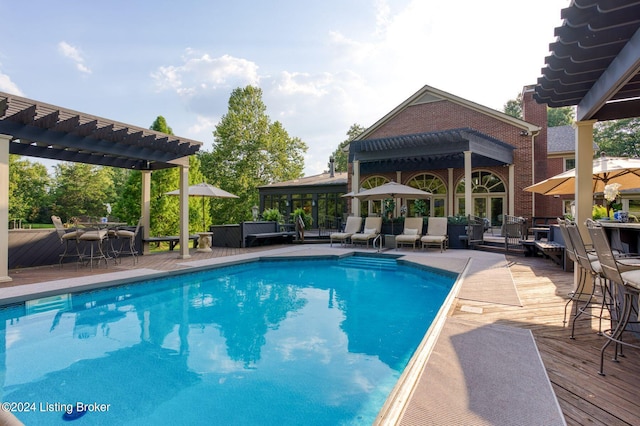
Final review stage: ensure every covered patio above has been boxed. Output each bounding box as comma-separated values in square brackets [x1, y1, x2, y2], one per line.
[0, 91, 204, 282]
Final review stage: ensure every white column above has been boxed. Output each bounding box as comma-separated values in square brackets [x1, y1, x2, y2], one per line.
[141, 170, 151, 255]
[395, 170, 402, 216]
[464, 151, 472, 216]
[178, 163, 191, 259]
[508, 164, 515, 216]
[574, 120, 596, 239]
[447, 168, 453, 216]
[0, 135, 11, 282]
[574, 120, 596, 294]
[352, 160, 360, 216]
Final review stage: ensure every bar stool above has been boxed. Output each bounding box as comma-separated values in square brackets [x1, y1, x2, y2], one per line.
[51, 215, 83, 268]
[565, 220, 613, 338]
[586, 219, 640, 376]
[114, 218, 141, 265]
[557, 218, 586, 326]
[78, 229, 109, 270]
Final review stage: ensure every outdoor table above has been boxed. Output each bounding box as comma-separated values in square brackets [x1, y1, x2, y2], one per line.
[598, 221, 640, 254]
[529, 227, 550, 241]
[196, 232, 214, 253]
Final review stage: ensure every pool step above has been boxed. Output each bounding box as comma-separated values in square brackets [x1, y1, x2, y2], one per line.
[339, 256, 397, 270]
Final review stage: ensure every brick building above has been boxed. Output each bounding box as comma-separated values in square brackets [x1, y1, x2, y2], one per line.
[347, 84, 550, 227]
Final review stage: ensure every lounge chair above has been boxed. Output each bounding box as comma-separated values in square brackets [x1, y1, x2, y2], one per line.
[395, 217, 424, 250]
[351, 217, 383, 248]
[421, 217, 448, 252]
[330, 216, 363, 247]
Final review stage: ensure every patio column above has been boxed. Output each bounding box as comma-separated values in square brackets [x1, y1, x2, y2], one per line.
[508, 164, 515, 216]
[574, 120, 596, 294]
[464, 151, 472, 216]
[447, 168, 453, 216]
[352, 160, 360, 216]
[574, 120, 596, 239]
[141, 170, 151, 255]
[178, 162, 191, 259]
[0, 134, 10, 282]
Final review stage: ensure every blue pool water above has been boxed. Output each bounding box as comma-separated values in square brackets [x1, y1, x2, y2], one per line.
[0, 255, 455, 425]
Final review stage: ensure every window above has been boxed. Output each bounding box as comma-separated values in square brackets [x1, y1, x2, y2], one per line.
[564, 158, 576, 171]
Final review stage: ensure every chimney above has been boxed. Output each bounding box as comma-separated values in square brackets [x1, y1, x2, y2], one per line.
[329, 156, 335, 178]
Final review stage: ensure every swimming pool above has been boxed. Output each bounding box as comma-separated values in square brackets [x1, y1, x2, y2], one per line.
[0, 255, 455, 425]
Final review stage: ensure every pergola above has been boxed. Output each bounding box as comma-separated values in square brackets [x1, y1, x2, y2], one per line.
[349, 128, 516, 217]
[0, 91, 204, 282]
[534, 0, 640, 235]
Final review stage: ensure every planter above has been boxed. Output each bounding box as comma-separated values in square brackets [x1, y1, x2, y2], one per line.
[447, 224, 468, 249]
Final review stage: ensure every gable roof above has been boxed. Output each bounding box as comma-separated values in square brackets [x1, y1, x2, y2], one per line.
[356, 85, 541, 141]
[548, 124, 599, 154]
[0, 91, 202, 170]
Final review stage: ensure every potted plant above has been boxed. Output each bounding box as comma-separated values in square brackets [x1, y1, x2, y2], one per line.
[414, 199, 427, 217]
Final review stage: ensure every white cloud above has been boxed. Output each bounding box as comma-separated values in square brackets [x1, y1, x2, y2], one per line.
[152, 52, 260, 98]
[0, 68, 23, 96]
[58, 41, 92, 74]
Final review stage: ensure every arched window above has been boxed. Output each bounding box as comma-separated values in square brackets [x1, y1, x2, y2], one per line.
[406, 174, 447, 217]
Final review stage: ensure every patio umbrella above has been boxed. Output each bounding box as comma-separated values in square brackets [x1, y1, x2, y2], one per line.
[353, 181, 432, 201]
[524, 156, 640, 195]
[166, 182, 239, 232]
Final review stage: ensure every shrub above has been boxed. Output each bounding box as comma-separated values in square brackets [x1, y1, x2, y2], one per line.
[262, 208, 282, 223]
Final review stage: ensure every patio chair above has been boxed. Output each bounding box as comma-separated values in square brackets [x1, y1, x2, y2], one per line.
[78, 228, 110, 271]
[350, 217, 382, 248]
[586, 219, 640, 376]
[395, 217, 424, 250]
[565, 220, 612, 339]
[330, 216, 362, 247]
[421, 217, 448, 252]
[51, 215, 83, 268]
[114, 217, 142, 264]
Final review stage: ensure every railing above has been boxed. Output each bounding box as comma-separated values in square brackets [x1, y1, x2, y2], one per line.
[503, 215, 527, 252]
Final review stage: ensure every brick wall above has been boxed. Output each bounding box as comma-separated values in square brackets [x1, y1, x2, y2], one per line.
[353, 90, 548, 219]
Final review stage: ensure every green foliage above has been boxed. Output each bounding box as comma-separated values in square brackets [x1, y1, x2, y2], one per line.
[292, 207, 312, 228]
[547, 106, 574, 127]
[201, 85, 307, 225]
[594, 118, 640, 158]
[383, 198, 395, 218]
[50, 163, 117, 222]
[262, 208, 283, 222]
[503, 93, 522, 119]
[448, 214, 469, 225]
[331, 123, 364, 173]
[592, 204, 609, 220]
[414, 199, 427, 216]
[8, 155, 50, 222]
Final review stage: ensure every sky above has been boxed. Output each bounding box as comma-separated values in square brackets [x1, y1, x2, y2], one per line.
[0, 0, 568, 176]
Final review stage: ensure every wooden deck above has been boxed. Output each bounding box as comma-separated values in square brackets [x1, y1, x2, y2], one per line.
[3, 246, 640, 425]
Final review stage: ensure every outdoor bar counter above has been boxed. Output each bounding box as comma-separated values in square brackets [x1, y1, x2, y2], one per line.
[599, 221, 640, 254]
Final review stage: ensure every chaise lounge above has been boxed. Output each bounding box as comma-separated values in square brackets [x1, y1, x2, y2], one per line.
[395, 217, 424, 250]
[351, 217, 383, 249]
[330, 216, 363, 247]
[421, 217, 448, 252]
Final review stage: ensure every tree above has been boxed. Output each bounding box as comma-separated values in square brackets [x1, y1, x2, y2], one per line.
[200, 85, 307, 224]
[547, 106, 574, 127]
[503, 93, 522, 119]
[594, 118, 640, 157]
[330, 124, 365, 173]
[117, 116, 206, 235]
[8, 155, 50, 223]
[50, 163, 116, 222]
